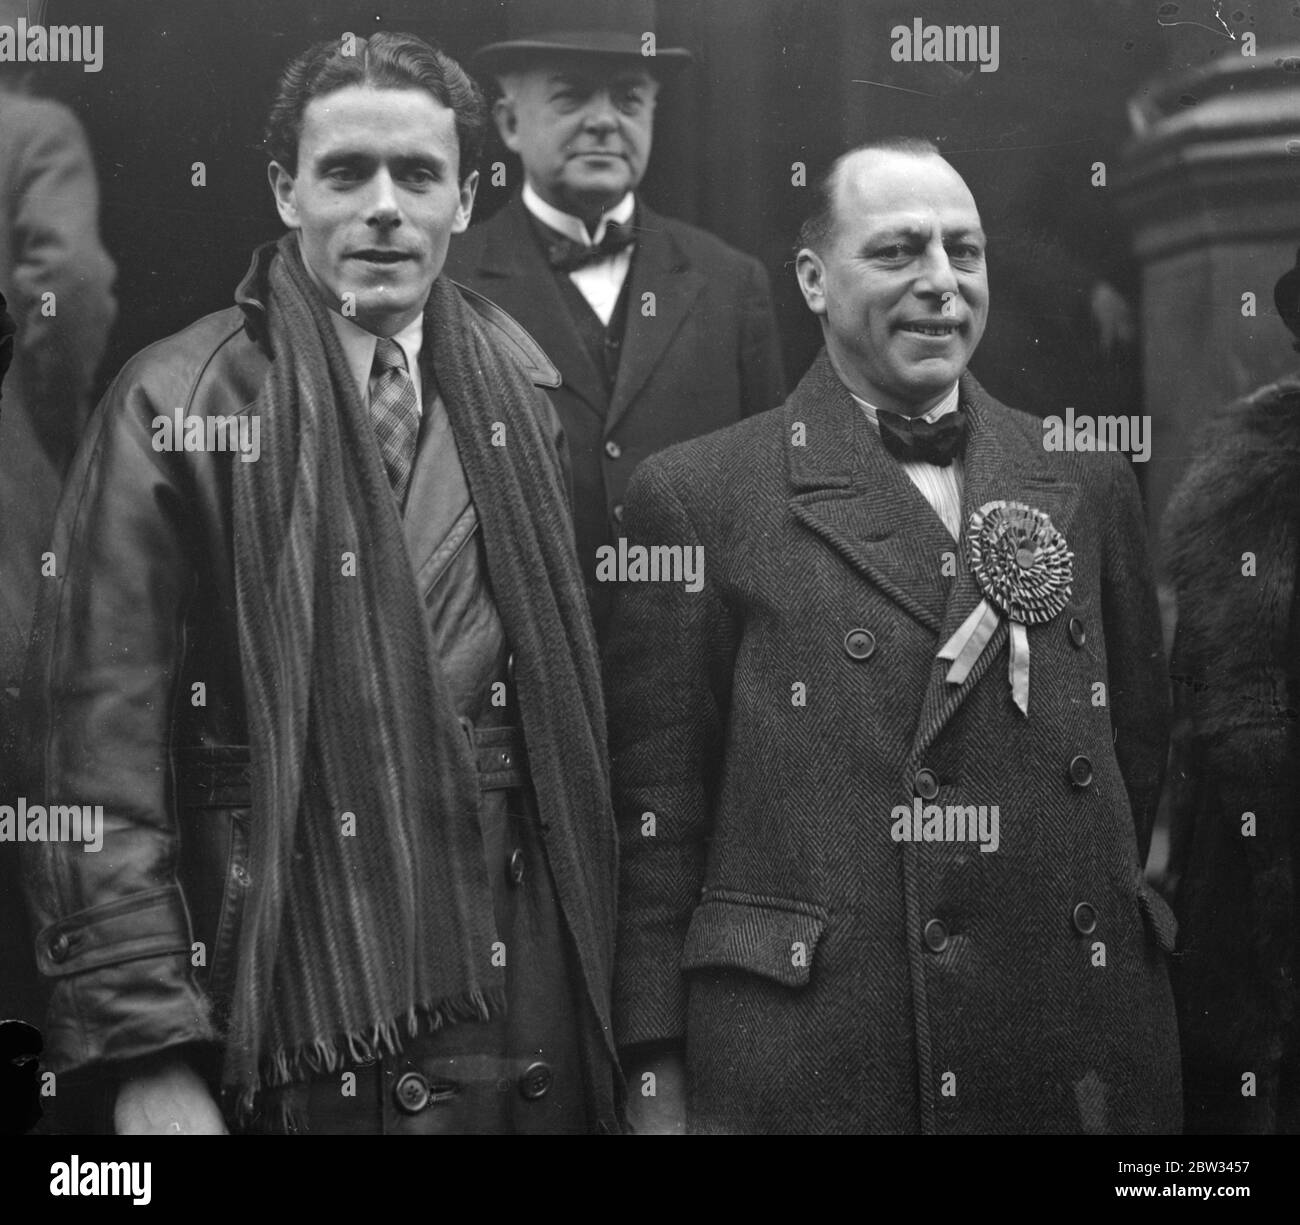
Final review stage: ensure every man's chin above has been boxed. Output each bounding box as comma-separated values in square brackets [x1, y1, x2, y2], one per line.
[342, 286, 430, 330]
[560, 173, 634, 211]
[900, 356, 965, 388]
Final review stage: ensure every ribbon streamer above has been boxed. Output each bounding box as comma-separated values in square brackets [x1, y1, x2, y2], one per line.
[1008, 621, 1030, 715]
[937, 598, 1000, 684]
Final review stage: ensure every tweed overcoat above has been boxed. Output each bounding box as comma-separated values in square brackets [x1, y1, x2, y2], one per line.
[443, 194, 786, 633]
[606, 351, 1180, 1134]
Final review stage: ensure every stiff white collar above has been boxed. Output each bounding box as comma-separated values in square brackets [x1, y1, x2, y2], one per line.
[851, 381, 960, 426]
[523, 180, 635, 247]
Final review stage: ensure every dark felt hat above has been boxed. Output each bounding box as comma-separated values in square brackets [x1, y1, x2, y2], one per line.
[1275, 247, 1300, 347]
[473, 0, 691, 74]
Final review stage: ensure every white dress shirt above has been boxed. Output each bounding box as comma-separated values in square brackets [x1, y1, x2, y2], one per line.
[328, 308, 425, 417]
[851, 383, 965, 540]
[522, 180, 635, 326]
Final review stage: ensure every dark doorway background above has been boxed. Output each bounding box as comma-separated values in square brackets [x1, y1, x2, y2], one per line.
[43, 0, 1269, 410]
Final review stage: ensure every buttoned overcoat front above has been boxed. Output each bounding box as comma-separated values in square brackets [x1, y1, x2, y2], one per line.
[607, 351, 1180, 1134]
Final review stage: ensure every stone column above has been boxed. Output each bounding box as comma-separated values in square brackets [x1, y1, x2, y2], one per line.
[1118, 49, 1300, 578]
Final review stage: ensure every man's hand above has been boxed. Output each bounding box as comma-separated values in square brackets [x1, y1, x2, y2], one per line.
[114, 1057, 228, 1135]
[624, 1051, 687, 1135]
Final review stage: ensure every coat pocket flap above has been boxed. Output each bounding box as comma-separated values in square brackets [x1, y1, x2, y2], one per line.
[680, 894, 828, 987]
[1137, 880, 1178, 954]
[35, 885, 194, 977]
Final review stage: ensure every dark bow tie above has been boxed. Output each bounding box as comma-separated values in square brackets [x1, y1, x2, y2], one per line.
[539, 219, 637, 272]
[875, 406, 968, 467]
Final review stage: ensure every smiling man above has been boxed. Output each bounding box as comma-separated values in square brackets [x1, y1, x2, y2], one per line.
[20, 32, 620, 1136]
[606, 139, 1181, 1134]
[444, 0, 785, 637]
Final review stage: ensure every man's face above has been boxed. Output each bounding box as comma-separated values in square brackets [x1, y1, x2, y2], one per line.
[796, 151, 989, 416]
[269, 85, 477, 336]
[495, 56, 658, 220]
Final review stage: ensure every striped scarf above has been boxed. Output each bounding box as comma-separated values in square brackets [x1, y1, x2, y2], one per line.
[226, 234, 610, 1113]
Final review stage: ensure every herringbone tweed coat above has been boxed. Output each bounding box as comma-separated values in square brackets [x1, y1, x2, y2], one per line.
[606, 351, 1180, 1134]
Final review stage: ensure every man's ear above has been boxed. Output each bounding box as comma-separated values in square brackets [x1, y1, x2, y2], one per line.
[268, 161, 299, 229]
[795, 247, 829, 317]
[493, 96, 522, 154]
[453, 169, 479, 234]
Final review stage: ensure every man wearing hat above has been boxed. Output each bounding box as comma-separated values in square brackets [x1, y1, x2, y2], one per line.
[444, 0, 786, 635]
[1161, 249, 1300, 1134]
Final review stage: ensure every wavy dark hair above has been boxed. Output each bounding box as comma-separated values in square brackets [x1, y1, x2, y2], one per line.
[265, 31, 487, 182]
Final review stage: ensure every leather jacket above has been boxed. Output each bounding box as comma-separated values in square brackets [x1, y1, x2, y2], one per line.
[19, 244, 570, 1079]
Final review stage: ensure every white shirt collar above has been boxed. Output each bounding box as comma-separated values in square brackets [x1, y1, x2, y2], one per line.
[522, 180, 635, 247]
[327, 308, 423, 406]
[850, 381, 961, 427]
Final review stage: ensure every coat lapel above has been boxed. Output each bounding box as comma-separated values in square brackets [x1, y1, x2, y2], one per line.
[788, 352, 952, 633]
[461, 196, 607, 421]
[908, 375, 1081, 763]
[605, 204, 705, 435]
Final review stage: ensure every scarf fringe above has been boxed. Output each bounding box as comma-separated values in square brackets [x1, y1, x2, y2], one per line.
[232, 987, 506, 1125]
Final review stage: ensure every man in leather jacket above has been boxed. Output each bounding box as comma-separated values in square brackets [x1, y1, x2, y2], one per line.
[19, 31, 620, 1136]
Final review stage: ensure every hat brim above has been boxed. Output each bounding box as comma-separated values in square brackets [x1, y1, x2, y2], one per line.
[473, 32, 692, 74]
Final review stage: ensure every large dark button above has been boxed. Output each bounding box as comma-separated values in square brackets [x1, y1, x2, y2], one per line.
[914, 768, 940, 800]
[508, 848, 526, 887]
[1072, 902, 1098, 935]
[48, 932, 70, 963]
[923, 919, 949, 953]
[843, 628, 876, 660]
[1068, 616, 1086, 648]
[604, 439, 621, 460]
[394, 1071, 430, 1114]
[1068, 755, 1094, 788]
[519, 1061, 553, 1101]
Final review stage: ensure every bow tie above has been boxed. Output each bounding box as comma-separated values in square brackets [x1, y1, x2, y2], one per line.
[875, 407, 968, 467]
[539, 220, 637, 272]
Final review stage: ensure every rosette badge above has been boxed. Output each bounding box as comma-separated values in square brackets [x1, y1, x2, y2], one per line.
[937, 500, 1073, 715]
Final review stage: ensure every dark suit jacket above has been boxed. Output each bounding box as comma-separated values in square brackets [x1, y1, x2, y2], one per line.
[443, 194, 786, 631]
[606, 351, 1180, 1134]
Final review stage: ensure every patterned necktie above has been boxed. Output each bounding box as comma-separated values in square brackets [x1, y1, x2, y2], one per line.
[876, 407, 968, 468]
[370, 337, 420, 502]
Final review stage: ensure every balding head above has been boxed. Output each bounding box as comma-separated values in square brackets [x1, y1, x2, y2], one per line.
[795, 141, 989, 416]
